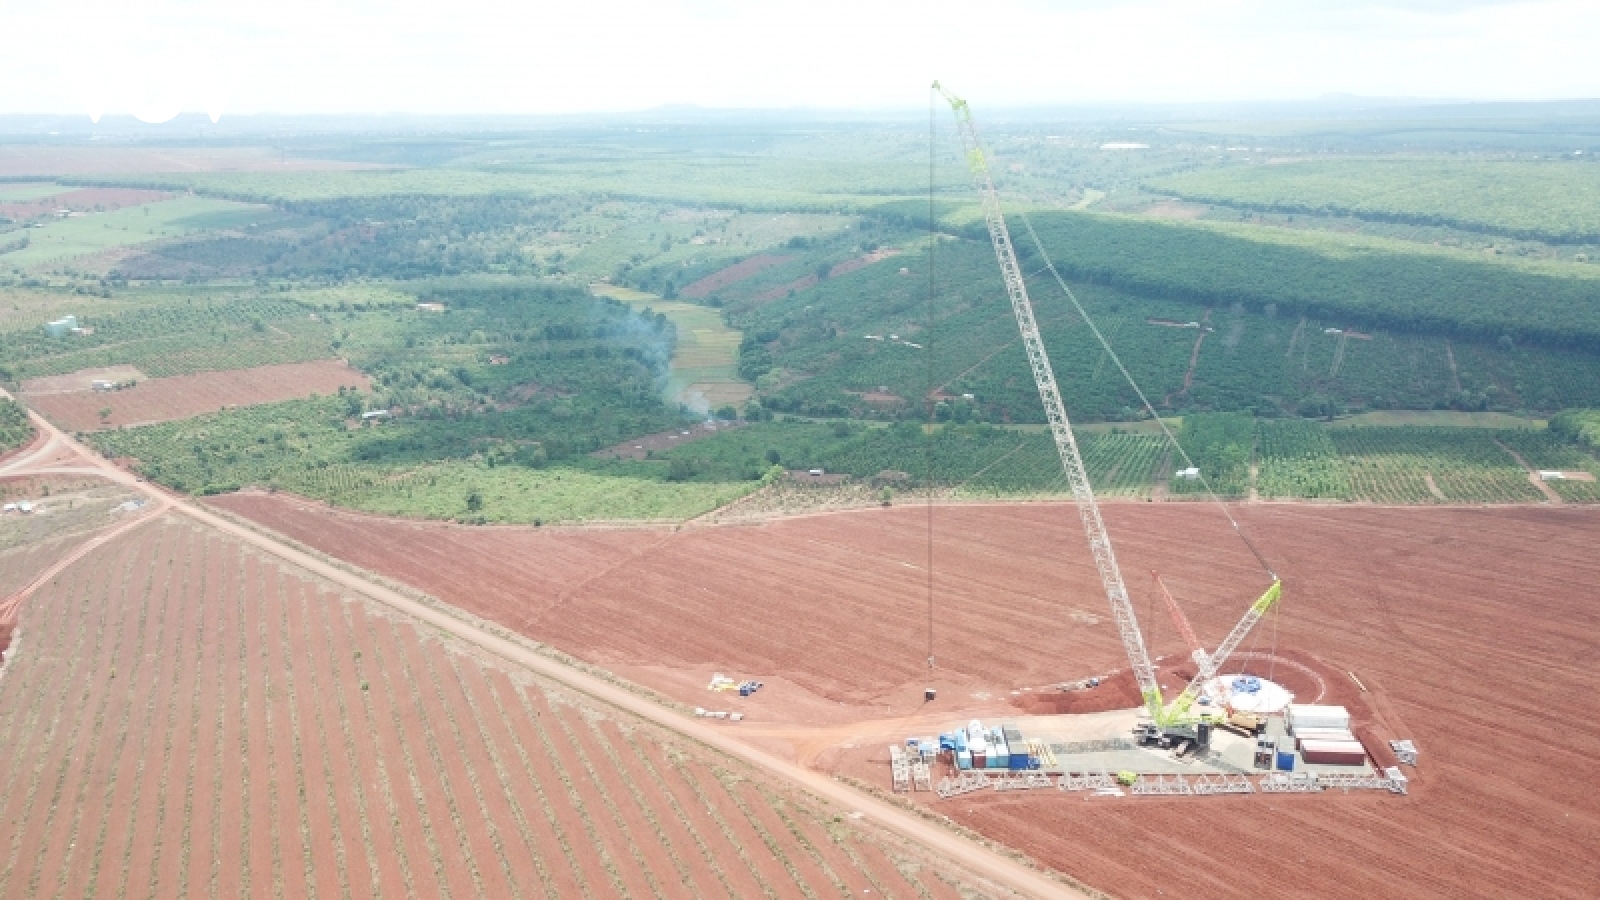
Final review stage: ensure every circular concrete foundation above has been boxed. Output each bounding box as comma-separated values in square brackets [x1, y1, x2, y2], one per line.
[1213, 674, 1292, 714]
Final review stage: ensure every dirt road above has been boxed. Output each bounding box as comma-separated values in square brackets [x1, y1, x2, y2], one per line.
[0, 389, 1085, 900]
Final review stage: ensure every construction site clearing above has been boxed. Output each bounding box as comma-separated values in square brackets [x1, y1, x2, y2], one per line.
[888, 700, 1412, 802]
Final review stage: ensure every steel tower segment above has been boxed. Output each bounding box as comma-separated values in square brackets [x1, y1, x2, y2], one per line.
[933, 82, 1163, 721]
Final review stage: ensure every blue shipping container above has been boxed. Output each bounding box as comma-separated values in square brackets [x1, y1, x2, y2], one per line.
[1007, 754, 1030, 771]
[957, 751, 972, 770]
[1276, 750, 1296, 771]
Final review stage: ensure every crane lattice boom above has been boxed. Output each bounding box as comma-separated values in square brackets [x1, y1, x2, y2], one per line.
[935, 82, 1283, 728]
[933, 81, 1162, 721]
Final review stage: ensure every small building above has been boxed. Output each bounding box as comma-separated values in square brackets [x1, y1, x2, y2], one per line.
[1175, 466, 1201, 480]
[416, 302, 446, 312]
[44, 315, 78, 338]
[1538, 470, 1565, 481]
[361, 410, 392, 421]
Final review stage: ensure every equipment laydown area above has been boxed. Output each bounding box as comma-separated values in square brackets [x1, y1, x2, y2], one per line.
[210, 494, 1600, 899]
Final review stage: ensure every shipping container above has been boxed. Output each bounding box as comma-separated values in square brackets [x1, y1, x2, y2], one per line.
[1301, 740, 1366, 766]
[1276, 750, 1296, 771]
[957, 750, 972, 770]
[1294, 728, 1355, 748]
[1288, 704, 1351, 733]
[1007, 753, 1031, 771]
[972, 751, 986, 768]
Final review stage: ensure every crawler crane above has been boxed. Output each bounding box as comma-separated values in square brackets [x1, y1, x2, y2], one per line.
[933, 82, 1280, 734]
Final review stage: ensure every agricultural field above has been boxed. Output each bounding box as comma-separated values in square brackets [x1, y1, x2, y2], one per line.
[22, 359, 369, 431]
[0, 396, 31, 452]
[85, 395, 744, 524]
[732, 233, 1600, 425]
[211, 494, 1600, 900]
[591, 285, 751, 413]
[1146, 159, 1600, 244]
[0, 292, 338, 381]
[0, 194, 269, 270]
[74, 153, 932, 210]
[0, 515, 992, 898]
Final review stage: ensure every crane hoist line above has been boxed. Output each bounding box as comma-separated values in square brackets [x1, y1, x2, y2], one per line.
[932, 81, 1281, 730]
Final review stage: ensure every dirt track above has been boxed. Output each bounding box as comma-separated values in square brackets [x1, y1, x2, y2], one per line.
[210, 493, 1600, 899]
[0, 390, 1073, 898]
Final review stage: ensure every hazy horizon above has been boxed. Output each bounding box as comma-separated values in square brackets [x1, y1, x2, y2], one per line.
[2, 1, 1597, 123]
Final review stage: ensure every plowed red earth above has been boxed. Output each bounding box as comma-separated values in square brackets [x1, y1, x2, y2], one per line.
[24, 360, 369, 430]
[679, 253, 791, 299]
[0, 515, 989, 898]
[209, 494, 1600, 899]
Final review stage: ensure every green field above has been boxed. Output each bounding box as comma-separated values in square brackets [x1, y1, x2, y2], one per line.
[0, 195, 266, 268]
[591, 283, 750, 413]
[71, 156, 930, 210]
[1146, 159, 1600, 244]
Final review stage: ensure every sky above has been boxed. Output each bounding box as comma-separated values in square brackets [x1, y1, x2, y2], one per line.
[0, 0, 1596, 121]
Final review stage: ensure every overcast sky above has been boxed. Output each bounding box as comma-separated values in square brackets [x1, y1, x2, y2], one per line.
[1, 0, 1596, 121]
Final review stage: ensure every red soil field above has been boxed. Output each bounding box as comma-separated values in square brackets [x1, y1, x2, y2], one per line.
[679, 253, 792, 298]
[0, 514, 994, 898]
[209, 494, 1600, 899]
[0, 187, 171, 221]
[828, 247, 901, 278]
[23, 359, 370, 430]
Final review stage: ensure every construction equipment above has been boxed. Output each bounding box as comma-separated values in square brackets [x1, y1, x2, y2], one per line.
[933, 81, 1281, 732]
[1152, 571, 1208, 670]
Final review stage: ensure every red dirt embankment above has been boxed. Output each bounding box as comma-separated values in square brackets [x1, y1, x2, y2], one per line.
[207, 495, 1600, 899]
[679, 253, 791, 299]
[24, 360, 369, 430]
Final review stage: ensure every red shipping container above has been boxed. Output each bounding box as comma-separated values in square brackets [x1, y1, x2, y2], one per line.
[1301, 739, 1366, 766]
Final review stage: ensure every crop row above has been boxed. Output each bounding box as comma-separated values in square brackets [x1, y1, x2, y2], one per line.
[0, 522, 978, 897]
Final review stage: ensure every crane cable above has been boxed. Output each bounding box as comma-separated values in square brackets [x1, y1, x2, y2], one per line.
[1012, 208, 1279, 583]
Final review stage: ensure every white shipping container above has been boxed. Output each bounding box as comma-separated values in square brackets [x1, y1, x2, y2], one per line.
[1293, 728, 1355, 748]
[1288, 704, 1350, 732]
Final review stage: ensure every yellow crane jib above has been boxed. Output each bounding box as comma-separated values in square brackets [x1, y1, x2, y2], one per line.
[1157, 580, 1283, 728]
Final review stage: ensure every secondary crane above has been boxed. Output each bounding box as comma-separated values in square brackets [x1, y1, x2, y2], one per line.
[933, 81, 1280, 730]
[1152, 571, 1208, 670]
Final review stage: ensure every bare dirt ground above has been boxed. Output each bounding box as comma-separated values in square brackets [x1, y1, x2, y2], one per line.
[19, 365, 149, 394]
[0, 517, 1011, 899]
[828, 247, 902, 278]
[208, 495, 1600, 899]
[0, 388, 1072, 897]
[680, 253, 792, 299]
[23, 360, 369, 430]
[0, 146, 391, 176]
